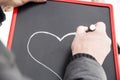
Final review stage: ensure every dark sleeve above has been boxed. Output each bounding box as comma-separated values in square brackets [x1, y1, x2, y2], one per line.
[63, 54, 107, 80]
[0, 41, 31, 80]
[0, 7, 6, 24]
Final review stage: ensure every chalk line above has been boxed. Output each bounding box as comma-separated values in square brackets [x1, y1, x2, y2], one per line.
[27, 31, 76, 80]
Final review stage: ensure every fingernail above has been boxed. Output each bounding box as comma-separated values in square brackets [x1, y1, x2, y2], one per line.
[43, 0, 47, 2]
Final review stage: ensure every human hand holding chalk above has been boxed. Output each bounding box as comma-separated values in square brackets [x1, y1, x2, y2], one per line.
[71, 22, 111, 65]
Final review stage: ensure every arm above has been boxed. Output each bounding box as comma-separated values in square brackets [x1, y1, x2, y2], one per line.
[64, 22, 111, 80]
[0, 41, 31, 80]
[63, 55, 107, 80]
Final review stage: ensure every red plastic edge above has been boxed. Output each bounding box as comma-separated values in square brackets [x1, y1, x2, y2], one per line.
[109, 4, 120, 80]
[7, 0, 120, 79]
[54, 0, 113, 7]
[7, 8, 18, 50]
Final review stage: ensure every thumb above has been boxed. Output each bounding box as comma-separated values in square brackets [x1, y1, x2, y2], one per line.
[1, 6, 13, 12]
[76, 26, 88, 35]
[30, 0, 47, 2]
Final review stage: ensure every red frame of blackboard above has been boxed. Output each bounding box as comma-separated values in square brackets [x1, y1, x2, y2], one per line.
[7, 0, 120, 79]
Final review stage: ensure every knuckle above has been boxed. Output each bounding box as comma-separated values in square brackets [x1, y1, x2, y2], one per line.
[97, 22, 105, 26]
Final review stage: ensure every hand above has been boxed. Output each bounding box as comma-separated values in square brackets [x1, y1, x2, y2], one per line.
[0, 0, 46, 11]
[71, 22, 111, 65]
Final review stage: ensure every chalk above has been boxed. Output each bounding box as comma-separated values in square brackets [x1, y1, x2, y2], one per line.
[88, 24, 96, 31]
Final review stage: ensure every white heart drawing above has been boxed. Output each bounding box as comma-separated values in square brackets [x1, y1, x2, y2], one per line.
[27, 31, 76, 80]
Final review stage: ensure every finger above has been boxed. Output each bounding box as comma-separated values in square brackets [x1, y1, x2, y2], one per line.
[30, 0, 47, 2]
[2, 6, 13, 12]
[16, 0, 47, 7]
[95, 22, 106, 33]
[76, 26, 88, 34]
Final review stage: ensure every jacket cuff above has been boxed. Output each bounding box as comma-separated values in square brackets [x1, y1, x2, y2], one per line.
[71, 53, 96, 61]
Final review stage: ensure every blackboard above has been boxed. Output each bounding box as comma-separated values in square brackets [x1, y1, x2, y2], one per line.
[8, 0, 119, 80]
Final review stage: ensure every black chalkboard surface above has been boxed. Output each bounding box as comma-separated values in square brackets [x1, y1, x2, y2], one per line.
[8, 0, 119, 80]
